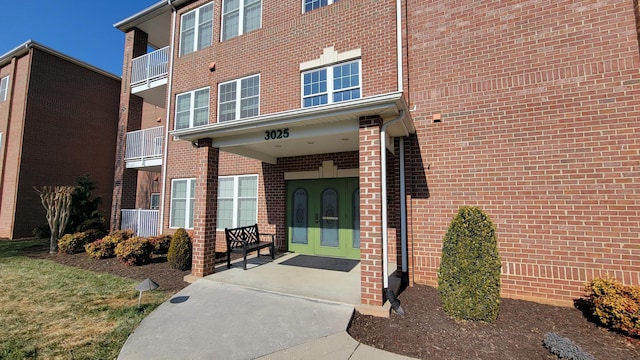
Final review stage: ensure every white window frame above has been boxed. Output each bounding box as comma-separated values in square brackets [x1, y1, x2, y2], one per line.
[221, 0, 262, 41]
[0, 76, 9, 102]
[174, 87, 210, 130]
[169, 178, 196, 229]
[218, 74, 260, 122]
[302, 0, 339, 13]
[217, 175, 258, 230]
[150, 193, 161, 210]
[301, 59, 361, 108]
[179, 3, 214, 56]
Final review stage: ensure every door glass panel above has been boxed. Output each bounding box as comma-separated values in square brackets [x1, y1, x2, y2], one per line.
[321, 188, 339, 247]
[352, 188, 360, 248]
[292, 188, 308, 244]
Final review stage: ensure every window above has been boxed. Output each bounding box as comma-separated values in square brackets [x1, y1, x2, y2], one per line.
[221, 0, 261, 41]
[217, 175, 258, 229]
[170, 179, 195, 229]
[304, 0, 339, 12]
[218, 74, 260, 122]
[180, 3, 214, 56]
[175, 88, 210, 130]
[0, 76, 9, 102]
[302, 60, 360, 107]
[150, 193, 160, 210]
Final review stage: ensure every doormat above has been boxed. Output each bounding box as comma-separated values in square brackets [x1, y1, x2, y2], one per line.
[279, 255, 359, 272]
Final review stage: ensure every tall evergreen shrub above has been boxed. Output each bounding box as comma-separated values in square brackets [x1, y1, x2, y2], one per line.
[438, 206, 502, 322]
[168, 228, 192, 271]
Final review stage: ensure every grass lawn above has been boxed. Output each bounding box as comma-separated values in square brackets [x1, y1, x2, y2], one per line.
[0, 238, 170, 360]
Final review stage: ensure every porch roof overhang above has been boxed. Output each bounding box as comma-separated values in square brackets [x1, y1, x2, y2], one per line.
[114, 0, 191, 49]
[170, 92, 415, 164]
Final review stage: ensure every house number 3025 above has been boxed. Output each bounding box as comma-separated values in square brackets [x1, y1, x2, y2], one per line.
[264, 128, 290, 140]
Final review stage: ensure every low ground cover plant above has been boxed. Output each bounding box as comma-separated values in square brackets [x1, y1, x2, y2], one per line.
[583, 277, 640, 337]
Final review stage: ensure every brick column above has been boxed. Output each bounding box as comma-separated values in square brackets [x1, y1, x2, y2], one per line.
[359, 116, 384, 306]
[191, 140, 219, 277]
[110, 29, 148, 232]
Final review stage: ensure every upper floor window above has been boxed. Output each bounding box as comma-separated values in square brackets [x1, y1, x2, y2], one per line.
[150, 193, 160, 210]
[302, 60, 360, 107]
[304, 0, 339, 12]
[221, 0, 261, 41]
[217, 175, 258, 229]
[175, 87, 210, 130]
[180, 3, 214, 56]
[218, 74, 260, 122]
[170, 178, 195, 229]
[0, 76, 9, 102]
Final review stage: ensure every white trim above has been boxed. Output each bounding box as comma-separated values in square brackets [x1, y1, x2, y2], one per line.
[179, 2, 214, 57]
[301, 59, 361, 108]
[217, 174, 258, 230]
[302, 0, 339, 14]
[0, 75, 9, 102]
[218, 74, 260, 122]
[174, 86, 210, 130]
[221, 0, 262, 41]
[169, 178, 196, 229]
[150, 193, 161, 210]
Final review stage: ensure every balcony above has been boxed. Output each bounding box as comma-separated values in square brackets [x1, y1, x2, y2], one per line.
[125, 126, 163, 171]
[130, 46, 169, 107]
[121, 209, 159, 237]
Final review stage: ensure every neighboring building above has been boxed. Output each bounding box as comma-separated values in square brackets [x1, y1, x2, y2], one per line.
[0, 41, 120, 240]
[113, 0, 640, 311]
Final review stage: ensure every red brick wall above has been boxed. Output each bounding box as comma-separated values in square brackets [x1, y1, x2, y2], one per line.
[14, 48, 120, 238]
[0, 54, 31, 239]
[406, 0, 640, 305]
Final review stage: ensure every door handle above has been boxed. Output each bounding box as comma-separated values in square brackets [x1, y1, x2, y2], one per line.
[322, 216, 339, 221]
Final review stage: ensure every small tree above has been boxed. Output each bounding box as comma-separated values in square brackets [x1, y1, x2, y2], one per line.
[65, 174, 105, 235]
[168, 228, 192, 271]
[34, 186, 74, 254]
[438, 206, 502, 322]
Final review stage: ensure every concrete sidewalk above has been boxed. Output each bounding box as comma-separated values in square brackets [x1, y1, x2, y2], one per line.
[118, 280, 414, 359]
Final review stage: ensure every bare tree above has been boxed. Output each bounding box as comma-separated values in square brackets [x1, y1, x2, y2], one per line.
[34, 186, 74, 254]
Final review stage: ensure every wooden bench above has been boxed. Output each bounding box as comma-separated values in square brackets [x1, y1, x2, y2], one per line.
[225, 224, 275, 270]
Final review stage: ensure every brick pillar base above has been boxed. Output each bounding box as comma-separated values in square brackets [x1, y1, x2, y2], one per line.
[191, 140, 219, 277]
[359, 116, 384, 306]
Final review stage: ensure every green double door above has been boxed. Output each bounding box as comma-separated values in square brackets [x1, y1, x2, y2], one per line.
[287, 178, 360, 259]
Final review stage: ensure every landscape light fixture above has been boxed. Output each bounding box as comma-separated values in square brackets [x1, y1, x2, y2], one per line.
[135, 278, 159, 308]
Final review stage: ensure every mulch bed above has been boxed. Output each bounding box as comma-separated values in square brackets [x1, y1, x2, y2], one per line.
[19, 242, 640, 359]
[348, 285, 640, 359]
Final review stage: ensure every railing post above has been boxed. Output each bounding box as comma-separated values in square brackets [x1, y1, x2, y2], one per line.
[137, 209, 142, 236]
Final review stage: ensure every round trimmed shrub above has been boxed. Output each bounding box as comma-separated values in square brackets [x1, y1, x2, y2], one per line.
[438, 206, 502, 322]
[57, 231, 98, 254]
[149, 234, 172, 254]
[115, 237, 154, 266]
[84, 230, 134, 259]
[167, 228, 192, 271]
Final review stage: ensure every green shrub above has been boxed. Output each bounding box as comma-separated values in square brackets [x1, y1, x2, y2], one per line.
[583, 277, 640, 337]
[149, 234, 172, 254]
[167, 228, 192, 271]
[57, 231, 99, 254]
[76, 217, 108, 238]
[438, 206, 502, 322]
[84, 230, 134, 259]
[32, 223, 51, 239]
[115, 237, 154, 266]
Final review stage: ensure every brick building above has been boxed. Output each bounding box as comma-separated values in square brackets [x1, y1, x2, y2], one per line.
[113, 0, 640, 312]
[0, 41, 120, 240]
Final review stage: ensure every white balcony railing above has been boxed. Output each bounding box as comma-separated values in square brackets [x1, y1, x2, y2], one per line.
[121, 209, 159, 237]
[131, 46, 169, 87]
[125, 126, 164, 163]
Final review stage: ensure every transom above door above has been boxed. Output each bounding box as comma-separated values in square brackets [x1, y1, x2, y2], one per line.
[287, 178, 360, 259]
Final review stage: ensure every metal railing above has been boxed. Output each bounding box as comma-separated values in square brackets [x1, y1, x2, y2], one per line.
[121, 209, 159, 237]
[131, 46, 169, 87]
[125, 126, 164, 162]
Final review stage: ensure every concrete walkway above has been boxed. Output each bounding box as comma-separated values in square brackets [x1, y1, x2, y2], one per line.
[118, 280, 414, 360]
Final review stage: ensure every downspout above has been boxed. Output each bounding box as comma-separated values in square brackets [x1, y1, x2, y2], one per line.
[159, 0, 177, 232]
[400, 137, 407, 274]
[380, 110, 405, 289]
[396, 0, 403, 92]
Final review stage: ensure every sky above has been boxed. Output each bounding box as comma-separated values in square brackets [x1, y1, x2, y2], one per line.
[0, 0, 159, 76]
